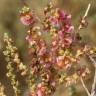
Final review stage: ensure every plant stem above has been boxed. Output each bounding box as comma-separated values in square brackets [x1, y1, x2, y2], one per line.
[91, 70, 96, 96]
[80, 77, 91, 96]
[88, 55, 96, 96]
[78, 3, 91, 30]
[88, 55, 96, 68]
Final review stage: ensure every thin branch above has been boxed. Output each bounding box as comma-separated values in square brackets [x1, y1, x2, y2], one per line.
[88, 55, 96, 68]
[74, 3, 91, 41]
[84, 3, 91, 18]
[88, 55, 96, 96]
[80, 77, 91, 96]
[78, 3, 91, 30]
[91, 70, 96, 96]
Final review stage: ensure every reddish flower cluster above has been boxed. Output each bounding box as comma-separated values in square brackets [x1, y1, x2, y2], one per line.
[20, 6, 35, 26]
[25, 26, 58, 96]
[44, 4, 74, 48]
[19, 3, 96, 96]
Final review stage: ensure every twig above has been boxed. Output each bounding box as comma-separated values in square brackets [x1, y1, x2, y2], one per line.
[78, 3, 91, 30]
[91, 70, 96, 96]
[80, 77, 91, 96]
[74, 3, 91, 41]
[88, 55, 96, 68]
[83, 3, 91, 18]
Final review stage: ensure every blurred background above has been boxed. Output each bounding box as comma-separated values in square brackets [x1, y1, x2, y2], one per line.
[0, 0, 96, 96]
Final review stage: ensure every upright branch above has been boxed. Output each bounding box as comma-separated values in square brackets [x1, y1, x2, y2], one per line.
[80, 77, 91, 96]
[78, 3, 91, 30]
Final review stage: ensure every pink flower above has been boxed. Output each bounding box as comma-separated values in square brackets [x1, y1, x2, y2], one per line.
[20, 12, 34, 26]
[26, 35, 32, 42]
[37, 90, 42, 96]
[38, 47, 46, 56]
[58, 29, 64, 41]
[64, 37, 72, 47]
[58, 9, 66, 19]
[50, 16, 58, 25]
[36, 83, 46, 96]
[67, 26, 74, 33]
